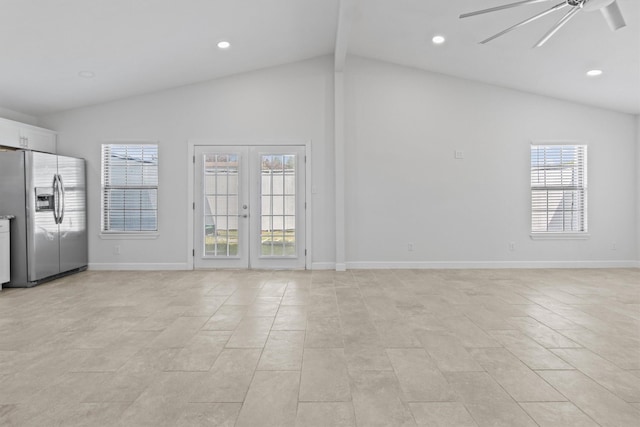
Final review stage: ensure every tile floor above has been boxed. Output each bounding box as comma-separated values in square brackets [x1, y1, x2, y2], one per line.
[0, 268, 638, 426]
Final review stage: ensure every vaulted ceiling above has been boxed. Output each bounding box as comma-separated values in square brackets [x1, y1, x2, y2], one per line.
[1, 0, 638, 116]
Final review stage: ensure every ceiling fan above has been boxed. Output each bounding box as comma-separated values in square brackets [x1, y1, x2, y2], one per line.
[460, 0, 627, 47]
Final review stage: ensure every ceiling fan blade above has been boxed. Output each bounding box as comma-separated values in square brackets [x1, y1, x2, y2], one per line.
[460, 0, 556, 19]
[534, 6, 582, 47]
[600, 0, 626, 31]
[480, 1, 568, 44]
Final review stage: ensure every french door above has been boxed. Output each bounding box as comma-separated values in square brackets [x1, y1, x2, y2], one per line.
[194, 145, 306, 269]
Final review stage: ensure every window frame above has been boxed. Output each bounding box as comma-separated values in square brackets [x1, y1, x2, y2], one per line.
[100, 142, 159, 238]
[530, 142, 589, 240]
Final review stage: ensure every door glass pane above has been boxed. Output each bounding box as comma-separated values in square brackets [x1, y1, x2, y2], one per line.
[203, 154, 240, 257]
[260, 154, 296, 257]
[272, 196, 284, 215]
[284, 196, 295, 215]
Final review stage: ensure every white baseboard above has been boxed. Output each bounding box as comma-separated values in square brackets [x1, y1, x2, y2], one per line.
[311, 262, 336, 270]
[88, 263, 190, 271]
[87, 260, 640, 271]
[346, 260, 640, 269]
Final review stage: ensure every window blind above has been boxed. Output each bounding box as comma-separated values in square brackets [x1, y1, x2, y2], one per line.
[531, 145, 587, 233]
[101, 144, 158, 232]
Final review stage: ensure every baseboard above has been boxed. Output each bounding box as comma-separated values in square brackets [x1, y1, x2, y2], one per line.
[311, 262, 336, 270]
[346, 260, 640, 269]
[88, 263, 190, 271]
[87, 260, 640, 271]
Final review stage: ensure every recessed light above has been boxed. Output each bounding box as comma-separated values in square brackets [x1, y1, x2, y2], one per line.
[586, 69, 603, 77]
[78, 71, 95, 78]
[432, 35, 446, 45]
[217, 40, 231, 49]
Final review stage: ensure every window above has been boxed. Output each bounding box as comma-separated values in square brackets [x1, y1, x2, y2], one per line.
[101, 144, 158, 233]
[531, 144, 587, 234]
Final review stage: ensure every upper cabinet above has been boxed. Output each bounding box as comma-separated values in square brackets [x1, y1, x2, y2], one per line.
[20, 126, 57, 153]
[0, 118, 57, 153]
[0, 120, 21, 147]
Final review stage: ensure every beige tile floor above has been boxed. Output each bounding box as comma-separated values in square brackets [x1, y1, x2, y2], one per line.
[0, 268, 639, 426]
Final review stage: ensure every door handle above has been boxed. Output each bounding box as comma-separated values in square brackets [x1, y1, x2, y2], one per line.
[52, 175, 60, 224]
[57, 174, 65, 224]
[239, 214, 248, 218]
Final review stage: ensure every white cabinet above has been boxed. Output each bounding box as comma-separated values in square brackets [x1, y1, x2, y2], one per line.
[0, 118, 57, 153]
[0, 219, 10, 287]
[20, 127, 57, 153]
[0, 120, 21, 148]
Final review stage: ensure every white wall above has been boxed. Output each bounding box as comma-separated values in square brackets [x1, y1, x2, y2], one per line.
[0, 106, 39, 127]
[35, 54, 638, 270]
[40, 56, 336, 269]
[344, 56, 638, 268]
[637, 115, 640, 264]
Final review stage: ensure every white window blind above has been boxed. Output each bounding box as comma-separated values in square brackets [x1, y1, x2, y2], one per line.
[531, 144, 587, 233]
[101, 144, 158, 232]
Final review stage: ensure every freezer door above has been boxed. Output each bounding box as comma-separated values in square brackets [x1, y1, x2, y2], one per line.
[58, 155, 87, 272]
[26, 151, 60, 281]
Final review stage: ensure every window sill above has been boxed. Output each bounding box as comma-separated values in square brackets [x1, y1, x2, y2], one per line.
[530, 233, 590, 240]
[100, 232, 159, 240]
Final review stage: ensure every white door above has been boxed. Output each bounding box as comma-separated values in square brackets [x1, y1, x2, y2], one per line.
[194, 145, 306, 269]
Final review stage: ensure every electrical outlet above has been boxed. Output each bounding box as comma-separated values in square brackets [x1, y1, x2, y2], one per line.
[611, 243, 617, 251]
[114, 245, 121, 255]
[508, 242, 516, 252]
[454, 150, 464, 159]
[408, 243, 414, 252]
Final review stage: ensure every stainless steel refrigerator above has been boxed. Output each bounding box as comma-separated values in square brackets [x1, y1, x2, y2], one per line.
[0, 150, 87, 287]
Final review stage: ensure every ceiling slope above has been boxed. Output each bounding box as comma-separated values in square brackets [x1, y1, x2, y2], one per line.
[349, 0, 640, 114]
[0, 0, 340, 115]
[0, 0, 637, 116]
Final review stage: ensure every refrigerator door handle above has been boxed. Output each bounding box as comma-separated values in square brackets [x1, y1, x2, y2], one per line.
[52, 174, 60, 224]
[57, 174, 65, 224]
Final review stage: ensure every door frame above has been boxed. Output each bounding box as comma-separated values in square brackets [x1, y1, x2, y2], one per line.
[187, 139, 312, 270]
